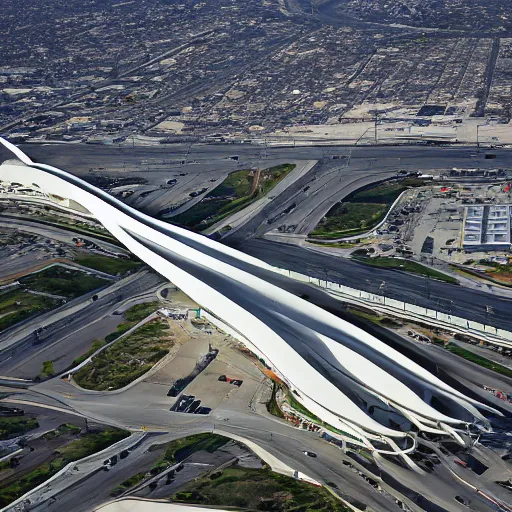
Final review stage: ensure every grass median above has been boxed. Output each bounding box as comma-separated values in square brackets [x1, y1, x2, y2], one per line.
[0, 416, 39, 440]
[160, 433, 229, 464]
[111, 433, 230, 496]
[75, 254, 142, 276]
[74, 317, 173, 391]
[443, 343, 512, 378]
[0, 425, 128, 508]
[171, 164, 295, 230]
[40, 360, 55, 379]
[266, 382, 285, 418]
[19, 265, 110, 298]
[104, 302, 163, 343]
[69, 302, 162, 371]
[310, 178, 423, 240]
[173, 465, 350, 511]
[0, 289, 59, 332]
[352, 255, 459, 284]
[267, 385, 362, 443]
[0, 264, 116, 333]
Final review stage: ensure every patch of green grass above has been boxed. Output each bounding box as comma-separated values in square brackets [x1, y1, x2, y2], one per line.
[57, 427, 128, 462]
[71, 302, 161, 371]
[260, 165, 295, 195]
[352, 256, 459, 284]
[103, 302, 161, 345]
[346, 307, 382, 324]
[110, 434, 230, 498]
[266, 382, 284, 418]
[284, 392, 362, 442]
[42, 423, 82, 440]
[123, 302, 160, 322]
[458, 261, 512, 287]
[19, 265, 109, 298]
[310, 202, 389, 239]
[307, 240, 359, 248]
[0, 427, 128, 508]
[40, 360, 55, 379]
[444, 343, 512, 378]
[209, 169, 255, 198]
[0, 460, 60, 507]
[171, 164, 295, 230]
[169, 198, 231, 229]
[173, 466, 350, 511]
[75, 254, 142, 276]
[287, 392, 320, 423]
[104, 322, 136, 344]
[110, 472, 146, 497]
[348, 179, 422, 204]
[450, 266, 508, 288]
[0, 289, 59, 332]
[0, 416, 39, 440]
[161, 433, 230, 465]
[310, 178, 423, 240]
[347, 307, 403, 330]
[74, 319, 172, 390]
[58, 423, 82, 434]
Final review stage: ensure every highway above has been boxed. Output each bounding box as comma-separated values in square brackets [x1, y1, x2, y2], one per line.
[7, 384, 510, 512]
[0, 270, 165, 379]
[240, 239, 512, 331]
[2, 140, 512, 511]
[3, 142, 510, 244]
[0, 138, 501, 452]
[7, 143, 512, 330]
[24, 140, 510, 332]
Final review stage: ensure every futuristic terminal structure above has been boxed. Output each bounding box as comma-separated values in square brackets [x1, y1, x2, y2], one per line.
[0, 137, 501, 466]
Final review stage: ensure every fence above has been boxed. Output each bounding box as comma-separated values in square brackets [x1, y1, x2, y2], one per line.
[275, 268, 512, 347]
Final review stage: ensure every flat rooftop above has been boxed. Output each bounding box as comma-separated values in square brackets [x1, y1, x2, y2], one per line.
[463, 204, 511, 248]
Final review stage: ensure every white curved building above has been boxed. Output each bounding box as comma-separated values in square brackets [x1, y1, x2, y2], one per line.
[0, 137, 500, 461]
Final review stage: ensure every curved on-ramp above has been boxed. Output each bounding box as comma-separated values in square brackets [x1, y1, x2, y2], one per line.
[0, 137, 500, 458]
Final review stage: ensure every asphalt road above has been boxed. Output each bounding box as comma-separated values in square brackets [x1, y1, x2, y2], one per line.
[4, 142, 510, 243]
[6, 142, 512, 170]
[240, 239, 512, 332]
[2, 142, 512, 511]
[22, 414, 404, 512]
[6, 315, 122, 380]
[225, 158, 398, 242]
[13, 379, 508, 512]
[0, 270, 166, 379]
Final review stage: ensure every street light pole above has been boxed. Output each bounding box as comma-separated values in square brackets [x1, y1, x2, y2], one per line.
[485, 305, 494, 325]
